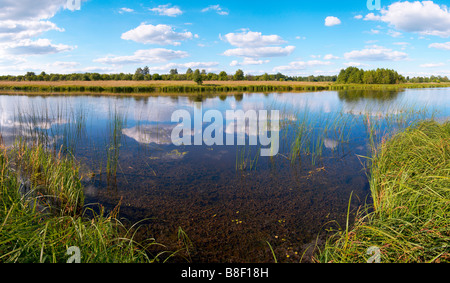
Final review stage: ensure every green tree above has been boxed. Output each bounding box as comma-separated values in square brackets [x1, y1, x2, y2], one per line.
[186, 68, 193, 80]
[133, 73, 144, 81]
[135, 68, 143, 75]
[261, 73, 270, 81]
[89, 73, 101, 81]
[233, 69, 244, 81]
[193, 69, 203, 85]
[152, 73, 162, 80]
[218, 71, 228, 81]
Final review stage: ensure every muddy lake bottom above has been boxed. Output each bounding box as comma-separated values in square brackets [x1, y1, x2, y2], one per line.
[81, 142, 370, 263]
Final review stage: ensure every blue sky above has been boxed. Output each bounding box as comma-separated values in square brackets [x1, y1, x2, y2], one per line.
[1, 0, 450, 77]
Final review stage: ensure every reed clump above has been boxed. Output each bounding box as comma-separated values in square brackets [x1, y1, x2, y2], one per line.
[315, 120, 450, 263]
[0, 142, 164, 263]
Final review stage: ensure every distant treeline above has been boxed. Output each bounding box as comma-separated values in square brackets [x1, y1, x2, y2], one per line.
[337, 67, 406, 84]
[1, 67, 448, 84]
[337, 67, 450, 84]
[0, 68, 337, 82]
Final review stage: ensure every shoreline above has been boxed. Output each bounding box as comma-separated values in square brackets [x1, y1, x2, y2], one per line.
[0, 81, 450, 95]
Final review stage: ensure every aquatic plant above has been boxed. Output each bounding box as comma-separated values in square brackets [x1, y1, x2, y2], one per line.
[105, 107, 127, 181]
[315, 120, 450, 263]
[0, 141, 170, 263]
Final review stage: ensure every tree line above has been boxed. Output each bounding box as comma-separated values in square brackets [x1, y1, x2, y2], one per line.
[336, 67, 450, 84]
[337, 67, 406, 84]
[1, 67, 448, 84]
[0, 68, 337, 84]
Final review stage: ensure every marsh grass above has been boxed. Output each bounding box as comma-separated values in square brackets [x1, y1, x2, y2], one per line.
[315, 120, 450, 263]
[13, 102, 88, 155]
[284, 108, 353, 167]
[0, 140, 174, 263]
[8, 140, 84, 215]
[105, 107, 127, 181]
[235, 145, 260, 172]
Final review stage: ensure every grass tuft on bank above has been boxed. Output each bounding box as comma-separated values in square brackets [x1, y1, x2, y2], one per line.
[315, 120, 450, 263]
[0, 141, 168, 263]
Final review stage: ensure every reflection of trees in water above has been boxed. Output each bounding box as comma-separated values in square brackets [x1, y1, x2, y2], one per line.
[338, 89, 404, 102]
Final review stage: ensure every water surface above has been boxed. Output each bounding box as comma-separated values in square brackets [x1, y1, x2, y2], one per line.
[1, 88, 448, 262]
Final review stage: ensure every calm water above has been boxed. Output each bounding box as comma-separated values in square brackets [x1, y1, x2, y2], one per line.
[0, 88, 449, 262]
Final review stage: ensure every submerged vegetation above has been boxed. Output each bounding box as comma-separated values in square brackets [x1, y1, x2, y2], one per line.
[315, 120, 450, 263]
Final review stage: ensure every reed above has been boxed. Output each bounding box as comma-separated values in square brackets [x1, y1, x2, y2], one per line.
[105, 107, 127, 180]
[315, 120, 450, 263]
[286, 109, 353, 167]
[235, 145, 260, 172]
[9, 140, 84, 215]
[0, 141, 169, 263]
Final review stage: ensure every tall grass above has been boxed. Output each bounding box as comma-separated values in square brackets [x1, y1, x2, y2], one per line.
[315, 120, 450, 263]
[285, 109, 353, 167]
[10, 140, 84, 215]
[13, 102, 87, 155]
[105, 107, 127, 181]
[0, 140, 175, 263]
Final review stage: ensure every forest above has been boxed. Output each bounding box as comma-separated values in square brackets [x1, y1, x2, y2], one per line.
[0, 67, 448, 84]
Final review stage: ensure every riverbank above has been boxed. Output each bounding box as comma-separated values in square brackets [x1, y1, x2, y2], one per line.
[314, 120, 450, 263]
[0, 80, 450, 95]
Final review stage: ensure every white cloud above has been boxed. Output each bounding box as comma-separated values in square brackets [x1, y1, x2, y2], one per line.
[0, 0, 67, 21]
[151, 61, 219, 72]
[273, 60, 332, 73]
[149, 4, 182, 17]
[202, 5, 228, 15]
[323, 54, 339, 60]
[121, 24, 193, 46]
[429, 42, 450, 50]
[343, 62, 368, 67]
[222, 30, 293, 59]
[354, 15, 363, 20]
[364, 1, 450, 38]
[49, 61, 80, 68]
[364, 13, 382, 21]
[0, 0, 82, 57]
[223, 46, 295, 58]
[344, 46, 408, 61]
[75, 66, 117, 73]
[223, 30, 286, 47]
[44, 62, 116, 74]
[0, 38, 74, 55]
[420, 62, 445, 68]
[0, 20, 63, 41]
[230, 58, 270, 66]
[325, 16, 341, 27]
[393, 42, 410, 46]
[387, 29, 402, 38]
[119, 8, 134, 14]
[94, 48, 189, 65]
[0, 54, 26, 66]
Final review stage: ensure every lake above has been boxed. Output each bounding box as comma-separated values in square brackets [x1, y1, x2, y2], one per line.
[0, 88, 449, 262]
